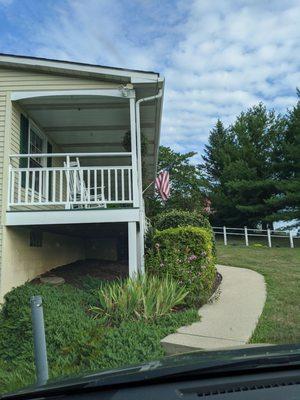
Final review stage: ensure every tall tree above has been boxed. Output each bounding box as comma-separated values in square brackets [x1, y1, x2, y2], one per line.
[145, 146, 206, 218]
[202, 119, 231, 183]
[202, 119, 238, 226]
[203, 103, 286, 227]
[266, 92, 300, 224]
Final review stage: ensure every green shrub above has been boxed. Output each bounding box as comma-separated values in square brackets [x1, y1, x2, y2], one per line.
[153, 209, 211, 231]
[152, 210, 216, 256]
[92, 309, 199, 370]
[0, 283, 100, 370]
[90, 274, 188, 324]
[0, 280, 198, 394]
[146, 226, 216, 306]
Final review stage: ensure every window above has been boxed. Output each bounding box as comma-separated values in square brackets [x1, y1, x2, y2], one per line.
[29, 128, 44, 167]
[29, 230, 43, 247]
[29, 128, 45, 192]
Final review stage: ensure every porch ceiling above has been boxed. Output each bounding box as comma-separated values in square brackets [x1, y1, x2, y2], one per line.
[18, 94, 158, 180]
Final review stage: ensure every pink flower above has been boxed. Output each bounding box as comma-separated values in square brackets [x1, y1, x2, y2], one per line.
[188, 254, 198, 262]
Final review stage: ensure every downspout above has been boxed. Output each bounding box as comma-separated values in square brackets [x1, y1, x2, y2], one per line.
[135, 89, 163, 273]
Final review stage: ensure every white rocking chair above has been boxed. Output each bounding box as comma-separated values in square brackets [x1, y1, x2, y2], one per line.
[64, 157, 106, 209]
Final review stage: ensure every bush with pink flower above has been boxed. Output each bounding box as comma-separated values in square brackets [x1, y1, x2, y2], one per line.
[146, 226, 216, 306]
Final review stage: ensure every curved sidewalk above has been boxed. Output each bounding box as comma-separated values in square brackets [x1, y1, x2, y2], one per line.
[161, 265, 266, 355]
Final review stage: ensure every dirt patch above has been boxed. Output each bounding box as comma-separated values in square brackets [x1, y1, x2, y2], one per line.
[33, 259, 128, 287]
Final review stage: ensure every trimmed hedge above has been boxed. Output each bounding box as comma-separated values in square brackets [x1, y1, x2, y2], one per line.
[152, 210, 216, 256]
[153, 210, 211, 231]
[146, 226, 217, 306]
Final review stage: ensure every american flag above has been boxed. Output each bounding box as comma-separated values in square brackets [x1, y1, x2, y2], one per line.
[155, 169, 170, 201]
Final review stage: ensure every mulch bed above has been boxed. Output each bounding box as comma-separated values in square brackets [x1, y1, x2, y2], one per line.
[33, 261, 223, 303]
[32, 259, 128, 287]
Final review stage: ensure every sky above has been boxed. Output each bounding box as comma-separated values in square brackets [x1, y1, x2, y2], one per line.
[0, 0, 300, 162]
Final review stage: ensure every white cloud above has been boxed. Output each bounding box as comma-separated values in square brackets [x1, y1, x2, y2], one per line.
[3, 0, 299, 159]
[0, 0, 13, 4]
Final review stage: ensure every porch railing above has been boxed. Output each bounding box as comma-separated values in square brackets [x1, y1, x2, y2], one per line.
[7, 153, 136, 209]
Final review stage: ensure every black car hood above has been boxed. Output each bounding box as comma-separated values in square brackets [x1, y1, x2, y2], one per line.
[2, 344, 300, 399]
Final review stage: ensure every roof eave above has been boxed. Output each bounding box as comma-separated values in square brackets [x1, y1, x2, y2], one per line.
[0, 54, 160, 84]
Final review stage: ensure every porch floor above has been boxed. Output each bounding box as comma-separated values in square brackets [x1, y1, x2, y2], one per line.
[32, 258, 128, 288]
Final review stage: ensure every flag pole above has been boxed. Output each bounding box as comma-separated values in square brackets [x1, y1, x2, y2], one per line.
[142, 163, 174, 195]
[142, 180, 155, 194]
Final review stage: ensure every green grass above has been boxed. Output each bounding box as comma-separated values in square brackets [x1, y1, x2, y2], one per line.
[216, 243, 300, 344]
[0, 278, 198, 394]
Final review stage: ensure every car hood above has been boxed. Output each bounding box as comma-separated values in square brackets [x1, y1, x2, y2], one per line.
[2, 344, 300, 399]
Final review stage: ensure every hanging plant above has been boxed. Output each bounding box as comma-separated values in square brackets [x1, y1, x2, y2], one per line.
[122, 131, 148, 157]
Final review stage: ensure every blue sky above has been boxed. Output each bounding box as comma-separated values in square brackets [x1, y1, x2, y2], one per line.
[1, 0, 300, 162]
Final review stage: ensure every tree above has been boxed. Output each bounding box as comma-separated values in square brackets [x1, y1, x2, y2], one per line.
[202, 119, 232, 183]
[145, 146, 206, 218]
[203, 104, 286, 227]
[201, 120, 238, 226]
[266, 92, 300, 224]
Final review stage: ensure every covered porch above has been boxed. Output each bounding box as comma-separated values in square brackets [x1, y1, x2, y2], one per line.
[7, 88, 147, 213]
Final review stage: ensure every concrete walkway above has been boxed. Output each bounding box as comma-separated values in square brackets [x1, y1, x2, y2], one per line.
[161, 265, 266, 355]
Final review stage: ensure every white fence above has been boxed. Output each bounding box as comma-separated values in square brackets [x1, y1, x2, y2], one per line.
[213, 226, 299, 248]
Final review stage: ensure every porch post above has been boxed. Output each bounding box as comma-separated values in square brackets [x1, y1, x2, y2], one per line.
[135, 101, 145, 273]
[130, 96, 143, 274]
[129, 97, 139, 208]
[128, 221, 138, 277]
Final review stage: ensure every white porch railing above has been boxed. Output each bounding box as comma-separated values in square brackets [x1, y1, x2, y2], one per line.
[7, 153, 135, 209]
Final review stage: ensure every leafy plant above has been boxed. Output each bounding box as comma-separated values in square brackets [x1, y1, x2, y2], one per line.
[0, 283, 100, 368]
[122, 131, 148, 156]
[92, 309, 199, 370]
[146, 226, 216, 306]
[90, 274, 189, 324]
[145, 146, 206, 217]
[151, 210, 216, 255]
[153, 209, 211, 230]
[0, 280, 197, 394]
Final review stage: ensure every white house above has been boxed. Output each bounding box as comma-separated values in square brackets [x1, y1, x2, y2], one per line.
[0, 53, 164, 299]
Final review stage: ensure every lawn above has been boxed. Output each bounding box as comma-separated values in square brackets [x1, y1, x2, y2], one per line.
[216, 242, 300, 344]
